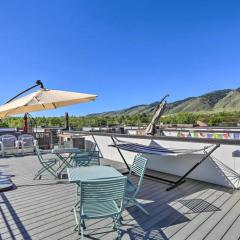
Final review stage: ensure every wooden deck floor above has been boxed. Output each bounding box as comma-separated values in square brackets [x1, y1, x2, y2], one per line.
[1, 154, 240, 240]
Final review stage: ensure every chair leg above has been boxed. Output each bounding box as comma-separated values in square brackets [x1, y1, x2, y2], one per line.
[45, 161, 59, 178]
[33, 167, 45, 180]
[34, 162, 58, 180]
[73, 225, 78, 232]
[47, 166, 59, 178]
[125, 198, 150, 215]
[37, 167, 48, 178]
[72, 208, 78, 231]
[34, 174, 41, 180]
[112, 216, 118, 230]
[113, 215, 122, 240]
[72, 200, 80, 211]
[133, 199, 149, 215]
[79, 219, 84, 240]
[33, 173, 40, 180]
[82, 220, 86, 230]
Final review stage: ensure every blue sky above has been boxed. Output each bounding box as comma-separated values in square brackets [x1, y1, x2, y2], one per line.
[0, 0, 240, 116]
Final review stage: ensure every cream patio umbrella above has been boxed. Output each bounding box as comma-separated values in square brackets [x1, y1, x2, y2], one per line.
[0, 87, 97, 119]
[0, 80, 96, 192]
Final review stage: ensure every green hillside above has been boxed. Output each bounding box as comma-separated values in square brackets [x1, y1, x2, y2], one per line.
[90, 88, 240, 117]
[1, 88, 240, 129]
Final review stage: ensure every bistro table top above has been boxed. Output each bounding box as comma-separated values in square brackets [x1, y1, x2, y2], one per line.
[67, 166, 122, 183]
[52, 147, 82, 154]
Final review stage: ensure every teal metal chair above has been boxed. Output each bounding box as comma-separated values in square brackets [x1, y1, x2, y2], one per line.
[34, 147, 59, 180]
[73, 151, 100, 167]
[72, 150, 101, 208]
[73, 177, 127, 240]
[125, 154, 149, 215]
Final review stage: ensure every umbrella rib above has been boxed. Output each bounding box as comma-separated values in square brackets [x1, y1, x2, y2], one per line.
[33, 91, 48, 110]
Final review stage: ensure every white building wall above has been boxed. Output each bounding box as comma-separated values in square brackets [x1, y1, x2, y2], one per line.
[85, 134, 240, 189]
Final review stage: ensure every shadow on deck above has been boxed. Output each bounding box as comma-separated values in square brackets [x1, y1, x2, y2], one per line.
[0, 155, 238, 240]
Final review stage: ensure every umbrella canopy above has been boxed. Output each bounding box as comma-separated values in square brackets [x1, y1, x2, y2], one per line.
[0, 88, 97, 119]
[145, 102, 166, 135]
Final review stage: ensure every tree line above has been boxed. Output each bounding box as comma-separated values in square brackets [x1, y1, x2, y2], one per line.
[0, 112, 240, 129]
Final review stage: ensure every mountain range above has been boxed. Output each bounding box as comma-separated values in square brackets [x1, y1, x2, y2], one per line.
[89, 88, 240, 117]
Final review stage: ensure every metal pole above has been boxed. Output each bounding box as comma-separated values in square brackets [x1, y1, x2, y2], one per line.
[6, 80, 45, 103]
[91, 134, 104, 158]
[111, 136, 130, 171]
[64, 112, 69, 130]
[166, 144, 221, 191]
[159, 94, 170, 104]
[27, 113, 38, 133]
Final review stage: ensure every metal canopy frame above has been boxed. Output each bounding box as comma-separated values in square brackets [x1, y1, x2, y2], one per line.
[111, 136, 220, 191]
[6, 80, 45, 104]
[6, 80, 45, 133]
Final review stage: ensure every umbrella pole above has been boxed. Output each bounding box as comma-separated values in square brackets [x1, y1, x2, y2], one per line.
[27, 113, 38, 133]
[6, 80, 44, 103]
[23, 113, 28, 132]
[64, 112, 69, 130]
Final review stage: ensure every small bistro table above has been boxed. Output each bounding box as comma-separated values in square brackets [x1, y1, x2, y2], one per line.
[67, 165, 122, 183]
[52, 147, 82, 175]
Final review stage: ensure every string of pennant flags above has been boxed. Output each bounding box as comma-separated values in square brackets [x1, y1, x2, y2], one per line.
[163, 131, 240, 140]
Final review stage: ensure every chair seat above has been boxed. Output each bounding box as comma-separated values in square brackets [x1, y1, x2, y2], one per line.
[82, 200, 119, 218]
[76, 153, 90, 157]
[41, 158, 59, 164]
[74, 157, 90, 162]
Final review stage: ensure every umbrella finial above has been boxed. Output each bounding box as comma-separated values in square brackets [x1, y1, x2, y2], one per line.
[36, 80, 44, 89]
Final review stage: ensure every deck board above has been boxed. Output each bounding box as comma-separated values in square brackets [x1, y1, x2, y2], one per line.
[0, 154, 240, 240]
[221, 214, 240, 240]
[182, 189, 238, 240]
[203, 195, 240, 240]
[168, 187, 230, 240]
[115, 182, 204, 239]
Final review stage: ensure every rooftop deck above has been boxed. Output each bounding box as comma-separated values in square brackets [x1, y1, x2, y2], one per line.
[1, 154, 240, 240]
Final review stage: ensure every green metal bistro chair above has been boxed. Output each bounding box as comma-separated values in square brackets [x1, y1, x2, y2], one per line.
[34, 147, 59, 180]
[73, 177, 127, 240]
[73, 151, 100, 167]
[125, 154, 149, 215]
[72, 151, 101, 208]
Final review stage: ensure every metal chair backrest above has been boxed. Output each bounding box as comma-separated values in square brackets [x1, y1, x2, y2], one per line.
[80, 177, 127, 214]
[0, 134, 17, 148]
[74, 151, 100, 167]
[128, 154, 148, 195]
[88, 151, 100, 165]
[19, 134, 34, 147]
[85, 140, 96, 152]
